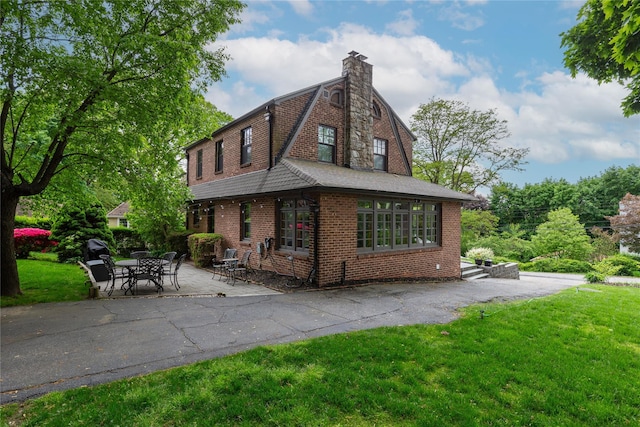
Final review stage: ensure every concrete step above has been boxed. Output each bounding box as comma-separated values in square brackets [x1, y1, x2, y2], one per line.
[461, 262, 489, 280]
[463, 272, 490, 280]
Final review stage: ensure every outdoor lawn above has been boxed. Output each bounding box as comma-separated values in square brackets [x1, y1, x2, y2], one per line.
[1, 255, 90, 307]
[1, 278, 638, 425]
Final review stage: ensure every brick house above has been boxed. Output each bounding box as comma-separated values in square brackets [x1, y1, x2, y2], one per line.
[185, 52, 475, 287]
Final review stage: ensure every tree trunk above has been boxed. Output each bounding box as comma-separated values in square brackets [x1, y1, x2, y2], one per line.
[1, 188, 21, 296]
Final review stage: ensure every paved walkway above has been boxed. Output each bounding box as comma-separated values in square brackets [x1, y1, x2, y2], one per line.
[2, 268, 638, 403]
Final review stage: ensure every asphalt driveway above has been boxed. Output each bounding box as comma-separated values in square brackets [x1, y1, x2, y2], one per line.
[0, 271, 612, 404]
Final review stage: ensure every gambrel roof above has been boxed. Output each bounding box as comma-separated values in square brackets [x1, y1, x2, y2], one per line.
[190, 158, 476, 202]
[185, 76, 415, 151]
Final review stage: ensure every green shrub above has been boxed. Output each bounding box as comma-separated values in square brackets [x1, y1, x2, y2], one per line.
[111, 227, 146, 256]
[584, 259, 623, 283]
[187, 233, 223, 267]
[470, 234, 535, 262]
[166, 230, 193, 258]
[601, 254, 640, 276]
[519, 258, 593, 273]
[13, 228, 57, 258]
[50, 204, 115, 263]
[14, 215, 53, 230]
[584, 271, 605, 283]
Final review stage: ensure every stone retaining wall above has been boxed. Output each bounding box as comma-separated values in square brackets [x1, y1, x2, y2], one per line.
[482, 262, 520, 279]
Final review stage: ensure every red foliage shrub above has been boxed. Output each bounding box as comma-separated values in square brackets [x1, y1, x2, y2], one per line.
[13, 228, 58, 258]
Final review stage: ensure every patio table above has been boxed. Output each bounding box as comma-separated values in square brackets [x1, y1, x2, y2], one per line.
[116, 258, 168, 295]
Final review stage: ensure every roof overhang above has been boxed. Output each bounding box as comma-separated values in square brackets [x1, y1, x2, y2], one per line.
[189, 159, 477, 203]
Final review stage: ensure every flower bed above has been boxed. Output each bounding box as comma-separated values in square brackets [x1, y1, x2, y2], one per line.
[13, 228, 58, 258]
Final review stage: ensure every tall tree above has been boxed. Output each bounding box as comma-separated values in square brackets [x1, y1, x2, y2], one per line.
[561, 0, 640, 116]
[410, 98, 528, 193]
[532, 208, 593, 261]
[123, 99, 233, 249]
[1, 0, 244, 296]
[608, 193, 640, 253]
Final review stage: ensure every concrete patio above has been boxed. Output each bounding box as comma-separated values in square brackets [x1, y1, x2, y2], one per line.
[96, 261, 282, 298]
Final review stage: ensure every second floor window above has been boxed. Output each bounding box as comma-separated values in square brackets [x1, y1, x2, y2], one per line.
[241, 127, 252, 165]
[215, 140, 223, 172]
[241, 202, 251, 240]
[374, 138, 387, 171]
[196, 149, 203, 179]
[318, 125, 336, 163]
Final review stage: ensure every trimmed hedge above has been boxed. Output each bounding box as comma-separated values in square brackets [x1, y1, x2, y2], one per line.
[519, 258, 592, 273]
[14, 215, 53, 230]
[166, 230, 193, 259]
[111, 227, 146, 257]
[187, 233, 223, 267]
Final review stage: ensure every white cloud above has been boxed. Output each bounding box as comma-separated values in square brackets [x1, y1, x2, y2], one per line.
[438, 3, 485, 31]
[385, 9, 420, 36]
[207, 23, 639, 167]
[288, 0, 314, 17]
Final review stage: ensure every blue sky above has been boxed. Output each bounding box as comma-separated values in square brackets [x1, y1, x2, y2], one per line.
[205, 0, 639, 190]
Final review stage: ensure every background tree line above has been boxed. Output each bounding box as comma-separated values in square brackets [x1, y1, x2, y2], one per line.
[488, 164, 640, 238]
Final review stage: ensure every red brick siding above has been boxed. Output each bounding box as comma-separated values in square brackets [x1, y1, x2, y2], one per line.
[315, 194, 461, 286]
[188, 192, 462, 286]
[287, 84, 346, 164]
[372, 95, 411, 176]
[273, 93, 314, 158]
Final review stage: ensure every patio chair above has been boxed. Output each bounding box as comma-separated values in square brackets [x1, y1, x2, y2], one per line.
[164, 253, 186, 290]
[226, 250, 252, 285]
[99, 254, 128, 296]
[212, 248, 237, 280]
[160, 251, 177, 285]
[129, 257, 164, 295]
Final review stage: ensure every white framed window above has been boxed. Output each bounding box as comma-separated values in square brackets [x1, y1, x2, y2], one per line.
[374, 138, 387, 171]
[318, 125, 336, 163]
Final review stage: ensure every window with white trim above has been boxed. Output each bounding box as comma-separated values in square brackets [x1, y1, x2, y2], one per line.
[374, 138, 387, 171]
[318, 125, 336, 163]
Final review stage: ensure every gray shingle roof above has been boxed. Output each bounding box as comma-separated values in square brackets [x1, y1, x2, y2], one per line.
[190, 159, 476, 202]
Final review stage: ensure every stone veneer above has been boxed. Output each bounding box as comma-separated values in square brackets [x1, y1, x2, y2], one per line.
[343, 53, 374, 170]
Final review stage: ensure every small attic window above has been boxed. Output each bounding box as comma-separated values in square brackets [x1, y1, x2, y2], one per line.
[330, 89, 343, 106]
[372, 100, 382, 118]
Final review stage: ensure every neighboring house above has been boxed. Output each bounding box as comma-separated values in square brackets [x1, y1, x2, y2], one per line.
[185, 52, 476, 287]
[107, 202, 130, 228]
[618, 198, 640, 256]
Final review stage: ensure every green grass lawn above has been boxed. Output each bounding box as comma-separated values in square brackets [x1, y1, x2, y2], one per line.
[0, 256, 89, 307]
[1, 285, 638, 426]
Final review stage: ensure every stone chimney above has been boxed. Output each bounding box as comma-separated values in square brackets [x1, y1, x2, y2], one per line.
[343, 51, 374, 170]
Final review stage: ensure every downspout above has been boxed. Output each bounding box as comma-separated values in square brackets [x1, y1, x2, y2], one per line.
[301, 191, 319, 285]
[266, 106, 273, 170]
